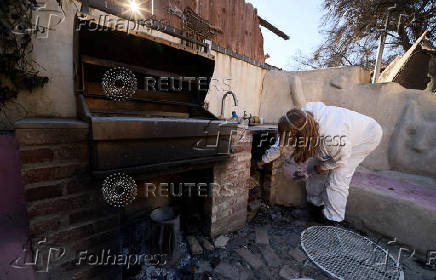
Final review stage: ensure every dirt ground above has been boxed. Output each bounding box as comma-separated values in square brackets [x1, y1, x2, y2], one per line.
[129, 205, 436, 280]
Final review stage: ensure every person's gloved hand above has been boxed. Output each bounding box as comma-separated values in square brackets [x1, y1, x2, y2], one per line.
[256, 160, 265, 170]
[314, 165, 325, 174]
[293, 171, 308, 181]
[307, 164, 316, 175]
[307, 164, 325, 175]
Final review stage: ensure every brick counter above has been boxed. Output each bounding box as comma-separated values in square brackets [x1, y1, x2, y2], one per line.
[15, 119, 254, 278]
[210, 126, 252, 237]
[15, 119, 121, 280]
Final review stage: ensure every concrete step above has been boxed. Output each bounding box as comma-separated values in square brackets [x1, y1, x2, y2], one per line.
[347, 171, 436, 254]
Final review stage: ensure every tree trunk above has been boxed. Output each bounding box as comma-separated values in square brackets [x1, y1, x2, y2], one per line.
[397, 25, 413, 52]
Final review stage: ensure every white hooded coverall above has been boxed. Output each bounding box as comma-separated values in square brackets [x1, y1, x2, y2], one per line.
[262, 102, 383, 222]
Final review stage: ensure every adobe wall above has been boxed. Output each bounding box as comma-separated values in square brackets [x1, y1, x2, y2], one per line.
[259, 67, 436, 178]
[205, 51, 267, 119]
[259, 66, 370, 124]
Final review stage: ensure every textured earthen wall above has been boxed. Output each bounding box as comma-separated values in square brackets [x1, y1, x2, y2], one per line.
[262, 157, 306, 207]
[259, 67, 371, 124]
[205, 51, 267, 119]
[259, 67, 436, 176]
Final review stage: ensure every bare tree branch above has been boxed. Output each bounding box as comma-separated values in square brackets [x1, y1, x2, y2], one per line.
[294, 0, 435, 70]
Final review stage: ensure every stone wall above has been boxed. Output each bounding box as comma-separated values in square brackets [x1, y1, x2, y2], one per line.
[211, 127, 252, 237]
[15, 119, 121, 280]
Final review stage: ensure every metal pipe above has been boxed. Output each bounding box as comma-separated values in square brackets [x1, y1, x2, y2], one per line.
[220, 91, 238, 119]
[372, 4, 397, 84]
[372, 33, 387, 83]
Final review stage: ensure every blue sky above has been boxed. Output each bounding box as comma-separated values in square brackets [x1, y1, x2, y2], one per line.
[246, 0, 324, 70]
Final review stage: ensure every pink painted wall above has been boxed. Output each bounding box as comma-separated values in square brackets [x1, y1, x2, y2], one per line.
[0, 134, 26, 220]
[0, 133, 35, 280]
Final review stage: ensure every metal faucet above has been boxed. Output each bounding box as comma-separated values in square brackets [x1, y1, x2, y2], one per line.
[220, 91, 238, 119]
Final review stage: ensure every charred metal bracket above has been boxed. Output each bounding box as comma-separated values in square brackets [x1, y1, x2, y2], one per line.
[77, 0, 91, 20]
[182, 7, 222, 41]
[168, 2, 185, 20]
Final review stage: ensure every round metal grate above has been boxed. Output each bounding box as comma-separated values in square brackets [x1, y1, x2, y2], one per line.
[301, 226, 404, 280]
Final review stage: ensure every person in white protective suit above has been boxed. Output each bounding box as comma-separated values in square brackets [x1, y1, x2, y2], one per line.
[258, 102, 383, 222]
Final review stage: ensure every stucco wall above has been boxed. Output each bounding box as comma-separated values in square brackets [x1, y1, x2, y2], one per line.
[205, 51, 267, 119]
[1, 0, 77, 130]
[259, 66, 370, 124]
[259, 67, 436, 176]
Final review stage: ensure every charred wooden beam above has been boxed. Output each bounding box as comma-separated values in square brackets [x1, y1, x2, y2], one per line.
[92, 155, 230, 179]
[257, 16, 289, 40]
[90, 117, 236, 140]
